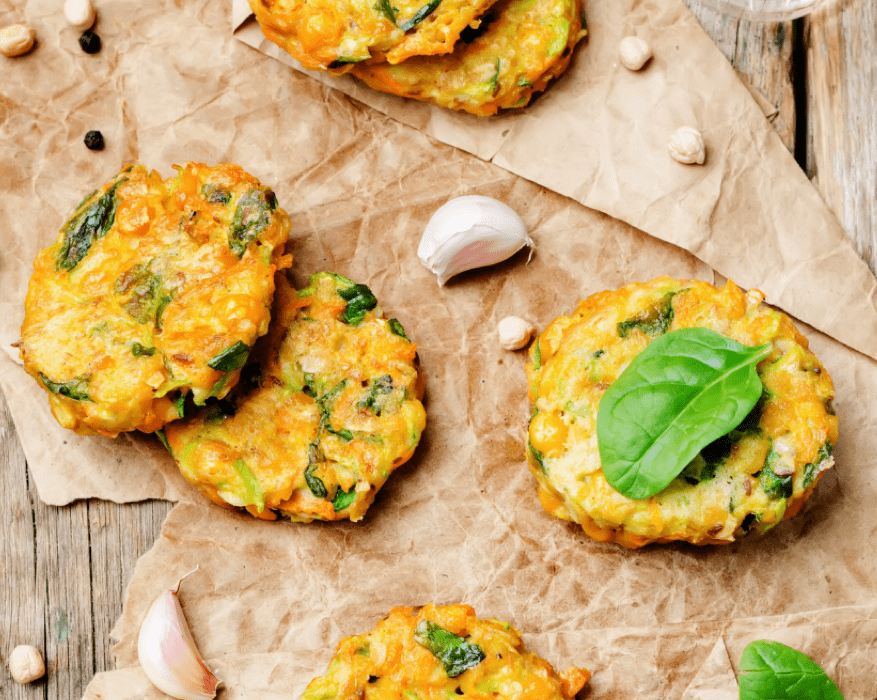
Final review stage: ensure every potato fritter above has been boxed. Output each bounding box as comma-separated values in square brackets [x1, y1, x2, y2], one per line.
[164, 272, 426, 522]
[302, 604, 590, 700]
[20, 163, 291, 437]
[526, 277, 838, 548]
[350, 0, 586, 116]
[249, 0, 501, 72]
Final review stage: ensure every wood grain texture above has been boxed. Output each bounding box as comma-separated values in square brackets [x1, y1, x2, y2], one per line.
[0, 386, 172, 699]
[686, 1, 798, 152]
[805, 0, 877, 273]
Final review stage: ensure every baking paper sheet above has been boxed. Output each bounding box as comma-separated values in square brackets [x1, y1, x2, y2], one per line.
[1, 0, 876, 697]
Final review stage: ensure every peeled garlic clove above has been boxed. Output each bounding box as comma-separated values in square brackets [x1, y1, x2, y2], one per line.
[618, 36, 652, 71]
[668, 126, 706, 165]
[64, 0, 96, 31]
[417, 195, 534, 286]
[138, 569, 221, 700]
[497, 316, 536, 350]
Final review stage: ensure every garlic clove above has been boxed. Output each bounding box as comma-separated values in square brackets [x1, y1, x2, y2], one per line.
[668, 126, 706, 165]
[417, 195, 533, 286]
[618, 36, 652, 71]
[497, 316, 536, 351]
[138, 568, 221, 700]
[64, 0, 96, 31]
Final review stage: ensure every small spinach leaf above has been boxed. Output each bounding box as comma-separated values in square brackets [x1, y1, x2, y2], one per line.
[332, 487, 357, 511]
[228, 187, 277, 257]
[617, 291, 678, 338]
[40, 373, 91, 401]
[56, 178, 126, 271]
[338, 284, 378, 324]
[597, 328, 772, 500]
[413, 620, 485, 678]
[388, 318, 409, 340]
[739, 640, 844, 700]
[803, 442, 833, 489]
[201, 184, 231, 205]
[373, 0, 397, 23]
[207, 341, 250, 372]
[155, 429, 172, 454]
[758, 448, 794, 499]
[399, 0, 442, 31]
[131, 343, 156, 357]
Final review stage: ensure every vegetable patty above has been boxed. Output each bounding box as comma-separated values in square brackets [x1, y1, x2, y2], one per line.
[249, 0, 501, 71]
[302, 604, 590, 700]
[20, 163, 291, 437]
[526, 277, 838, 548]
[351, 0, 586, 116]
[164, 272, 426, 522]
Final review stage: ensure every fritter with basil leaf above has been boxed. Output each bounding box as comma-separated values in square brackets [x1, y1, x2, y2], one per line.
[20, 163, 291, 436]
[164, 272, 425, 522]
[248, 0, 501, 72]
[302, 604, 589, 700]
[526, 277, 838, 548]
[351, 0, 586, 116]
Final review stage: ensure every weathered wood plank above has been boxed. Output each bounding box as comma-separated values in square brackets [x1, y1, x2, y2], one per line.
[686, 1, 798, 152]
[805, 1, 877, 274]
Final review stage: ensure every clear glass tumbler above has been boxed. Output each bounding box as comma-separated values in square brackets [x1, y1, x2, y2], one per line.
[696, 0, 827, 21]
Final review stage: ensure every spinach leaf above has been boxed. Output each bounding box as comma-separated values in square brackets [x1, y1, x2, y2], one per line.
[173, 394, 186, 418]
[207, 341, 250, 372]
[131, 343, 156, 357]
[616, 291, 678, 338]
[201, 184, 231, 205]
[326, 426, 354, 441]
[388, 318, 409, 340]
[758, 448, 793, 499]
[228, 187, 277, 257]
[154, 290, 175, 332]
[597, 328, 772, 500]
[528, 441, 546, 473]
[304, 465, 328, 499]
[56, 178, 126, 271]
[399, 0, 442, 31]
[338, 284, 378, 324]
[413, 620, 485, 678]
[40, 373, 91, 401]
[332, 487, 357, 511]
[155, 430, 172, 454]
[232, 458, 265, 512]
[803, 442, 833, 489]
[115, 263, 162, 324]
[373, 0, 397, 23]
[358, 375, 394, 415]
[739, 640, 844, 700]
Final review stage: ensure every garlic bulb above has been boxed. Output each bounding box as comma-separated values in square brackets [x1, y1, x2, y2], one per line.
[138, 568, 222, 700]
[417, 195, 533, 286]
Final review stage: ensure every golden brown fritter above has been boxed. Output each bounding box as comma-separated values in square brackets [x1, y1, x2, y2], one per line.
[302, 604, 590, 700]
[164, 272, 426, 522]
[350, 0, 586, 116]
[526, 277, 838, 548]
[249, 0, 501, 72]
[20, 163, 291, 437]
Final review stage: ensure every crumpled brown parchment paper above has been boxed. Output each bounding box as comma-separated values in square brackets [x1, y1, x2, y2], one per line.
[1, 0, 877, 697]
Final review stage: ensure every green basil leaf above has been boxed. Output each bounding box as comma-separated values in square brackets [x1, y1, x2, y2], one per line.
[388, 318, 409, 340]
[228, 187, 277, 258]
[398, 0, 441, 31]
[332, 487, 357, 511]
[232, 458, 265, 512]
[338, 284, 378, 325]
[597, 328, 772, 500]
[207, 341, 250, 372]
[56, 177, 126, 271]
[40, 373, 91, 401]
[739, 640, 844, 700]
[413, 620, 485, 678]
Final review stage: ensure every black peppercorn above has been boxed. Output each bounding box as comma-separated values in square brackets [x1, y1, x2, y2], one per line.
[84, 130, 104, 150]
[78, 30, 101, 54]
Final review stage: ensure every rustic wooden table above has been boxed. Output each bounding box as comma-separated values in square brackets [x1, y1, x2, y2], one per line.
[1, 2, 874, 698]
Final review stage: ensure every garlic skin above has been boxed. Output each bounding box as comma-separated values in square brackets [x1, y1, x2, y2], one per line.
[64, 0, 96, 31]
[138, 570, 221, 700]
[9, 645, 45, 684]
[418, 195, 533, 286]
[497, 316, 536, 350]
[668, 126, 706, 165]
